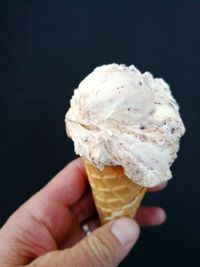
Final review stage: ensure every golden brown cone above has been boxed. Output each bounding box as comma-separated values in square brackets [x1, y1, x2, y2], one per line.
[84, 160, 147, 225]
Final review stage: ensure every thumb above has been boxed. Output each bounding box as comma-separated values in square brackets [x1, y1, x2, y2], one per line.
[31, 218, 140, 267]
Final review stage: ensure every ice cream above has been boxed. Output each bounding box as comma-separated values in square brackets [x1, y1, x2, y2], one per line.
[65, 63, 185, 187]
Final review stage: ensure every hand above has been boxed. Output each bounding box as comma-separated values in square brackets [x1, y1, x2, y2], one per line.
[0, 158, 166, 267]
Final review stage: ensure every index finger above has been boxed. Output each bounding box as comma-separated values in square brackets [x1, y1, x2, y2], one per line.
[40, 158, 88, 206]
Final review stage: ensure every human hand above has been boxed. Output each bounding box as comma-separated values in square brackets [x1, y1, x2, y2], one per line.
[0, 158, 166, 267]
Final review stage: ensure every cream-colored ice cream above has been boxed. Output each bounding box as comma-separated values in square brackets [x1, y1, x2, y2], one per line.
[65, 63, 185, 187]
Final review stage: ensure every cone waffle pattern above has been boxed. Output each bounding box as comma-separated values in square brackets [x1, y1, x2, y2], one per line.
[84, 160, 147, 224]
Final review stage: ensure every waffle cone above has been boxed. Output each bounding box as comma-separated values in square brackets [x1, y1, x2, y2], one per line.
[84, 160, 147, 224]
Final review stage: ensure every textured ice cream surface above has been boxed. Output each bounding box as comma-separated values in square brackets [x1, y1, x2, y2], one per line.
[65, 63, 185, 187]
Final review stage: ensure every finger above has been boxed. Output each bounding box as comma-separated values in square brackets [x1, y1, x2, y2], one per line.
[33, 218, 140, 267]
[60, 217, 100, 249]
[0, 158, 89, 266]
[147, 182, 167, 193]
[60, 217, 83, 249]
[70, 190, 96, 223]
[135, 206, 166, 227]
[87, 217, 100, 232]
[81, 217, 100, 237]
[40, 157, 88, 206]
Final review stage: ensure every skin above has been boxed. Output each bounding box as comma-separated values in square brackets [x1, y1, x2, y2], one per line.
[0, 158, 167, 267]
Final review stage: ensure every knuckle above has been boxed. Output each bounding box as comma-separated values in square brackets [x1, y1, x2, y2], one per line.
[82, 234, 116, 267]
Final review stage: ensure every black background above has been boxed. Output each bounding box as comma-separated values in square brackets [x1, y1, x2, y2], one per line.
[0, 1, 199, 266]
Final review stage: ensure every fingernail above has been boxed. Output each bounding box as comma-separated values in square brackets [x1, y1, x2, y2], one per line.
[111, 218, 140, 246]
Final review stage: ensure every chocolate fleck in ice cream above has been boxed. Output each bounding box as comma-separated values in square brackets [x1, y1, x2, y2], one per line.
[65, 63, 185, 224]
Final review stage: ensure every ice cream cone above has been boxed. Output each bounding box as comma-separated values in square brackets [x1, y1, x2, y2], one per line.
[84, 159, 147, 224]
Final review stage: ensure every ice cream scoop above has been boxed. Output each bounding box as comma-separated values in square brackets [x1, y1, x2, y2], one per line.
[65, 63, 185, 187]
